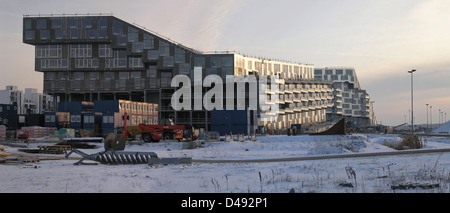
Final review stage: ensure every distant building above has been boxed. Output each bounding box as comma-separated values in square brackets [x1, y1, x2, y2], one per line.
[0, 86, 24, 114]
[314, 67, 376, 127]
[0, 86, 54, 115]
[24, 88, 55, 114]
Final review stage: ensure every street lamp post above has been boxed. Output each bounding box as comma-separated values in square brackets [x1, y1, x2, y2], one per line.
[408, 69, 416, 134]
[430, 105, 433, 129]
[439, 109, 441, 126]
[426, 104, 429, 129]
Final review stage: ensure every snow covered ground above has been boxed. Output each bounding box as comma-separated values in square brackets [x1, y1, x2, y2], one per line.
[433, 121, 450, 134]
[1, 133, 450, 193]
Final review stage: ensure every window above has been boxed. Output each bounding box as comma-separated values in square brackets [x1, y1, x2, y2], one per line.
[104, 72, 114, 80]
[128, 27, 139, 42]
[68, 18, 78, 28]
[131, 71, 141, 78]
[116, 35, 127, 46]
[132, 42, 144, 53]
[119, 72, 129, 79]
[112, 20, 123, 35]
[274, 64, 280, 72]
[45, 72, 55, 80]
[74, 72, 84, 80]
[336, 70, 343, 75]
[99, 44, 112, 58]
[49, 45, 61, 58]
[59, 72, 68, 80]
[222, 56, 233, 67]
[50, 61, 66, 70]
[86, 29, 97, 39]
[106, 50, 127, 68]
[84, 115, 94, 124]
[194, 57, 205, 68]
[70, 29, 80, 39]
[36, 45, 62, 58]
[175, 52, 185, 63]
[24, 19, 32, 29]
[97, 29, 107, 39]
[82, 18, 93, 28]
[162, 56, 174, 67]
[55, 29, 66, 39]
[147, 50, 159, 60]
[25, 30, 35, 40]
[129, 57, 143, 68]
[179, 63, 190, 75]
[160, 71, 172, 87]
[147, 66, 157, 77]
[211, 57, 221, 68]
[144, 33, 154, 49]
[76, 59, 99, 68]
[70, 44, 92, 58]
[51, 19, 62, 29]
[36, 19, 47, 29]
[98, 18, 108, 29]
[159, 46, 170, 56]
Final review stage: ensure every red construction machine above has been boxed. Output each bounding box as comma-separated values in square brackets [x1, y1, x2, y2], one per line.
[138, 123, 194, 143]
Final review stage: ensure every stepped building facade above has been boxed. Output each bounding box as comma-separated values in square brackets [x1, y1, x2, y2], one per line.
[23, 14, 339, 134]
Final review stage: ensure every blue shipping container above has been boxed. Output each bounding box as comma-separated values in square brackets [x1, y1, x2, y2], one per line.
[94, 100, 120, 113]
[58, 101, 94, 113]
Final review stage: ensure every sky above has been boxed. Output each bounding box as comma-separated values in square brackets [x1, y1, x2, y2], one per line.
[0, 0, 449, 126]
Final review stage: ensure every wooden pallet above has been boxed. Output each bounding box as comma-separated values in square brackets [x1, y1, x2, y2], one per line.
[17, 155, 40, 163]
[0, 151, 11, 157]
[38, 145, 71, 154]
[0, 155, 40, 164]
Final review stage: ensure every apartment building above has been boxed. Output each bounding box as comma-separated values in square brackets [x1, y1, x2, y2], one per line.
[314, 67, 376, 127]
[23, 14, 334, 134]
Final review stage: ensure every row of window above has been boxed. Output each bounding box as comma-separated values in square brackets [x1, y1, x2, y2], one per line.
[25, 28, 108, 41]
[25, 17, 108, 30]
[45, 71, 146, 80]
[315, 69, 355, 76]
[39, 58, 144, 69]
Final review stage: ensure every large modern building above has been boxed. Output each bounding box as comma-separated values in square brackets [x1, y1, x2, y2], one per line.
[23, 14, 334, 135]
[314, 67, 376, 127]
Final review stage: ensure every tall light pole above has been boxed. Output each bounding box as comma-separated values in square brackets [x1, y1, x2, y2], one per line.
[426, 103, 429, 129]
[408, 69, 416, 134]
[430, 105, 433, 129]
[439, 109, 441, 126]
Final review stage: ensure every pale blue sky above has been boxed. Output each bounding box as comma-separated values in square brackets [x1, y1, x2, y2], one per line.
[1, 0, 449, 125]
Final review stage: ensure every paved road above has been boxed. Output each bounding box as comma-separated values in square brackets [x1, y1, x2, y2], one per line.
[193, 148, 450, 164]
